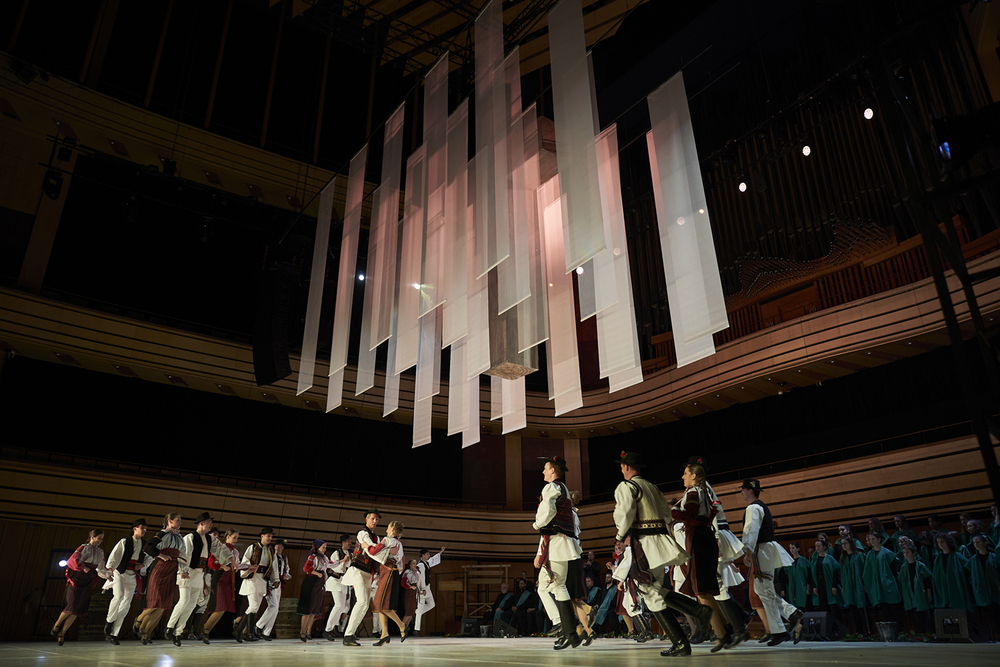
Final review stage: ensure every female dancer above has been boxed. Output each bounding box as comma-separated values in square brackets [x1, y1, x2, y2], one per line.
[401, 558, 421, 634]
[671, 461, 722, 649]
[135, 513, 183, 643]
[201, 529, 245, 641]
[371, 521, 408, 645]
[52, 529, 112, 645]
[702, 464, 751, 651]
[298, 539, 332, 641]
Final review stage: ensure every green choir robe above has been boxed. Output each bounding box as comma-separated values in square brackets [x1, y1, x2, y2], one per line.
[862, 547, 902, 606]
[898, 559, 933, 612]
[959, 533, 995, 559]
[890, 528, 917, 552]
[932, 551, 973, 610]
[810, 554, 844, 607]
[782, 557, 811, 608]
[989, 521, 1000, 547]
[839, 551, 867, 608]
[964, 551, 1000, 607]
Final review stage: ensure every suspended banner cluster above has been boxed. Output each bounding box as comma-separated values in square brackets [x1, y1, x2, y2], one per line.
[296, 0, 728, 446]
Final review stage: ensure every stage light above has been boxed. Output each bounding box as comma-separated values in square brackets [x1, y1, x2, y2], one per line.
[863, 107, 874, 120]
[575, 266, 584, 275]
[58, 560, 68, 568]
[412, 283, 420, 289]
[802, 145, 812, 157]
[738, 182, 747, 193]
[358, 274, 365, 281]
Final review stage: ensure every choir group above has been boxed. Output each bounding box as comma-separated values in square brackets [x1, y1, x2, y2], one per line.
[48, 453, 999, 652]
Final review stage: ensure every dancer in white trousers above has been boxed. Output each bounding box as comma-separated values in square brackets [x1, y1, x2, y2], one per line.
[413, 546, 445, 635]
[342, 509, 384, 646]
[165, 513, 229, 647]
[238, 527, 280, 641]
[323, 534, 355, 639]
[256, 539, 291, 639]
[104, 519, 153, 644]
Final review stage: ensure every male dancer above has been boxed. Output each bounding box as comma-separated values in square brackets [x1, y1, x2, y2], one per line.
[323, 533, 355, 640]
[342, 509, 385, 646]
[739, 478, 803, 646]
[612, 452, 713, 657]
[104, 519, 154, 644]
[532, 456, 583, 650]
[256, 539, 291, 640]
[165, 512, 229, 646]
[413, 545, 446, 636]
[239, 527, 280, 641]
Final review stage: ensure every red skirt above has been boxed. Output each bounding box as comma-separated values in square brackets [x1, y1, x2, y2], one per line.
[372, 563, 400, 613]
[63, 569, 97, 616]
[404, 586, 418, 616]
[214, 569, 239, 613]
[679, 525, 720, 597]
[144, 550, 179, 610]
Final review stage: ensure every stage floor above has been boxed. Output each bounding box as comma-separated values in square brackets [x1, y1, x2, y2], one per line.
[1, 637, 993, 666]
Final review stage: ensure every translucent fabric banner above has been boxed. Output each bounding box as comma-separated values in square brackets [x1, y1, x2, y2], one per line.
[502, 376, 527, 434]
[517, 104, 549, 352]
[540, 176, 583, 415]
[496, 48, 530, 315]
[412, 392, 432, 447]
[420, 55, 448, 316]
[490, 375, 505, 421]
[373, 103, 405, 347]
[474, 0, 510, 278]
[296, 176, 335, 397]
[447, 337, 470, 436]
[466, 156, 491, 377]
[595, 125, 642, 384]
[463, 375, 480, 448]
[548, 0, 605, 273]
[383, 221, 404, 416]
[442, 100, 469, 347]
[396, 146, 426, 373]
[647, 72, 729, 354]
[329, 145, 369, 375]
[646, 129, 717, 367]
[355, 186, 382, 396]
[326, 368, 344, 413]
[415, 308, 442, 403]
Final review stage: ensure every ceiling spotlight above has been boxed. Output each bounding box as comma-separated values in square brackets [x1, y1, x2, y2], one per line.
[358, 274, 365, 281]
[802, 145, 812, 157]
[59, 559, 68, 568]
[863, 107, 874, 120]
[738, 181, 747, 193]
[412, 283, 420, 289]
[698, 208, 705, 214]
[575, 266, 584, 275]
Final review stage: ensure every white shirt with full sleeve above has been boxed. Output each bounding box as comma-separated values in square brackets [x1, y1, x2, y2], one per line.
[612, 476, 687, 570]
[532, 481, 582, 562]
[105, 536, 154, 573]
[740, 503, 793, 571]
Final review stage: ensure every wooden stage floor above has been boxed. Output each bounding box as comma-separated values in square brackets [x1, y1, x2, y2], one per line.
[1, 637, 993, 666]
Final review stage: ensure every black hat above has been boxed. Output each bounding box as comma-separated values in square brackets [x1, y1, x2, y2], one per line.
[741, 478, 762, 494]
[615, 451, 643, 467]
[687, 455, 709, 474]
[544, 455, 569, 472]
[259, 527, 275, 536]
[193, 512, 214, 525]
[132, 518, 148, 528]
[365, 508, 382, 519]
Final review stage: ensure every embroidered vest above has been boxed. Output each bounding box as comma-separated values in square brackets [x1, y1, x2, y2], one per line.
[538, 481, 576, 537]
[350, 529, 379, 574]
[750, 499, 775, 545]
[116, 537, 147, 574]
[249, 543, 275, 577]
[193, 532, 210, 569]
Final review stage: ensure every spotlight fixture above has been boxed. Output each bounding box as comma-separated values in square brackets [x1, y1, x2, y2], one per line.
[58, 559, 68, 568]
[863, 107, 874, 120]
[802, 145, 812, 157]
[575, 266, 584, 275]
[358, 274, 365, 281]
[738, 181, 747, 193]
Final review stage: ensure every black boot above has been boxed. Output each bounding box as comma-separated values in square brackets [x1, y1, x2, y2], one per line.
[633, 614, 653, 643]
[553, 600, 582, 651]
[720, 598, 750, 649]
[653, 610, 691, 657]
[104, 622, 114, 638]
[244, 612, 259, 641]
[665, 591, 714, 638]
[187, 613, 202, 641]
[233, 616, 247, 643]
[165, 626, 181, 647]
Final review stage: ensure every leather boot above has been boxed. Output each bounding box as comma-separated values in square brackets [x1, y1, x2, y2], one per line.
[665, 591, 714, 636]
[233, 616, 247, 643]
[720, 598, 750, 649]
[553, 600, 582, 650]
[633, 614, 652, 643]
[653, 610, 691, 657]
[187, 613, 202, 641]
[244, 612, 259, 641]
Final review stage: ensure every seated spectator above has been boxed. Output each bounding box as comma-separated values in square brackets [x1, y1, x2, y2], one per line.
[594, 572, 619, 634]
[584, 575, 603, 609]
[583, 551, 601, 586]
[932, 532, 973, 611]
[483, 581, 515, 627]
[500, 578, 536, 636]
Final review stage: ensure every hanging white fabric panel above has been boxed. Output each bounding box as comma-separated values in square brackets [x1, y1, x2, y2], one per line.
[442, 100, 470, 347]
[548, 0, 605, 273]
[496, 48, 530, 315]
[447, 336, 470, 436]
[463, 375, 480, 448]
[412, 393, 432, 447]
[645, 128, 717, 367]
[372, 103, 405, 347]
[415, 308, 442, 402]
[540, 176, 583, 415]
[329, 145, 369, 376]
[517, 104, 549, 353]
[466, 156, 491, 377]
[355, 186, 382, 396]
[490, 375, 505, 420]
[420, 56, 448, 317]
[473, 0, 510, 278]
[326, 368, 345, 412]
[647, 72, 729, 353]
[595, 124, 642, 382]
[383, 220, 403, 416]
[502, 376, 527, 434]
[396, 146, 425, 373]
[296, 177, 335, 396]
